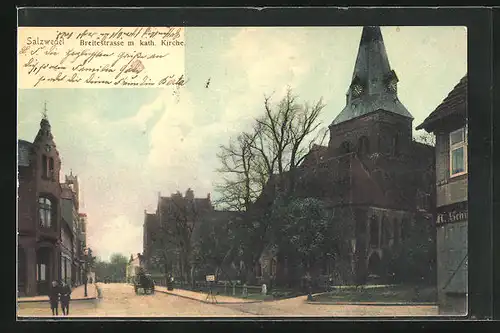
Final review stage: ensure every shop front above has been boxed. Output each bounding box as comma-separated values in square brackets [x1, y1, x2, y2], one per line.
[436, 201, 468, 315]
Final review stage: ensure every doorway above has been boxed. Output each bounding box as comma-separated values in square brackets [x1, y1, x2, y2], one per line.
[36, 247, 52, 295]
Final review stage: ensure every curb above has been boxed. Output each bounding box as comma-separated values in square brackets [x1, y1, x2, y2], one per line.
[305, 301, 437, 306]
[155, 289, 265, 305]
[18, 284, 99, 304]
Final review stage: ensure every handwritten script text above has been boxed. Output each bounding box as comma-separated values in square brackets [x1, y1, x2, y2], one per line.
[18, 27, 185, 89]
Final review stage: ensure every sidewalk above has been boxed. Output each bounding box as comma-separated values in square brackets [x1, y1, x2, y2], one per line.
[155, 286, 264, 304]
[18, 284, 98, 303]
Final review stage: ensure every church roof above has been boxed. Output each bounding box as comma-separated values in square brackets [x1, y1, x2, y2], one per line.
[331, 26, 413, 126]
[416, 75, 467, 132]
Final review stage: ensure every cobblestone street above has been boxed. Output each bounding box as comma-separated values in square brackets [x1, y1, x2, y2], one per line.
[17, 283, 438, 318]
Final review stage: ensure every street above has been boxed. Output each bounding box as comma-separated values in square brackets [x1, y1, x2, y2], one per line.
[17, 283, 439, 318]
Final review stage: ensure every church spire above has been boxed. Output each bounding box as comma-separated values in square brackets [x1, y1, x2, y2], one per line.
[34, 101, 54, 144]
[331, 26, 413, 126]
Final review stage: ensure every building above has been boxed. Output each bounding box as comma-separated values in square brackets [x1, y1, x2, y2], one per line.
[126, 253, 144, 283]
[142, 189, 241, 282]
[18, 114, 63, 296]
[143, 189, 213, 280]
[416, 75, 468, 314]
[78, 213, 88, 283]
[60, 184, 75, 286]
[17, 112, 89, 296]
[60, 171, 86, 287]
[253, 26, 436, 287]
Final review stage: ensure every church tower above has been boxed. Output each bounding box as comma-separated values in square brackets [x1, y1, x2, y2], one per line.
[65, 171, 80, 209]
[328, 26, 414, 157]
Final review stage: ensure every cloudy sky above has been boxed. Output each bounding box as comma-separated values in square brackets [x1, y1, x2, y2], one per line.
[17, 26, 467, 261]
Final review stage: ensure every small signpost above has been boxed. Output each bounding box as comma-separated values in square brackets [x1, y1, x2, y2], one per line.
[205, 275, 217, 304]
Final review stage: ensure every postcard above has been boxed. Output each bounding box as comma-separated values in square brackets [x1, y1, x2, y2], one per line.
[17, 23, 467, 318]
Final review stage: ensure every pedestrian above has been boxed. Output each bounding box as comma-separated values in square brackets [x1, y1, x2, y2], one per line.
[60, 281, 72, 316]
[48, 280, 60, 316]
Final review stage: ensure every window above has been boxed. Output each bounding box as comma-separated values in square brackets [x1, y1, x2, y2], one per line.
[393, 218, 399, 245]
[42, 155, 48, 178]
[38, 197, 53, 228]
[369, 216, 379, 247]
[381, 217, 390, 246]
[392, 135, 400, 156]
[49, 157, 54, 179]
[450, 127, 467, 177]
[340, 141, 351, 154]
[357, 136, 370, 155]
[37, 263, 46, 281]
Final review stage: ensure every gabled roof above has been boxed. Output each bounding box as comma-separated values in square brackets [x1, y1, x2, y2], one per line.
[416, 75, 467, 131]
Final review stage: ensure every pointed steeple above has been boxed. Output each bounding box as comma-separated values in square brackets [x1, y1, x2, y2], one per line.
[331, 26, 413, 126]
[35, 101, 54, 143]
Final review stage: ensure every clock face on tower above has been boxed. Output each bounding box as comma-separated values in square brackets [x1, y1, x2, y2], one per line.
[388, 80, 397, 93]
[45, 144, 51, 152]
[352, 84, 363, 97]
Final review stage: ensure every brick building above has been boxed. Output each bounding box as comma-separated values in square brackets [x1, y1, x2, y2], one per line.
[142, 189, 241, 282]
[18, 115, 63, 296]
[416, 75, 468, 314]
[254, 26, 436, 286]
[17, 114, 88, 296]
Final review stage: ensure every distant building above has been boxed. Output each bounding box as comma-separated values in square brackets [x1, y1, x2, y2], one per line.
[417, 75, 468, 315]
[253, 26, 436, 287]
[126, 253, 143, 283]
[142, 189, 240, 281]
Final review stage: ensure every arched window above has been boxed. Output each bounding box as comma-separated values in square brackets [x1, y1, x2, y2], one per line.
[38, 197, 53, 228]
[381, 216, 390, 246]
[369, 216, 380, 247]
[340, 141, 351, 154]
[357, 136, 370, 155]
[393, 135, 400, 156]
[401, 218, 410, 241]
[393, 218, 399, 245]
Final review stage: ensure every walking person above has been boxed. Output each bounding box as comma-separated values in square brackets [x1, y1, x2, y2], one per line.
[48, 281, 60, 316]
[60, 281, 72, 316]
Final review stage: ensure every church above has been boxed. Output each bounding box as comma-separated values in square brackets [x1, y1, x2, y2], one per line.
[255, 26, 436, 287]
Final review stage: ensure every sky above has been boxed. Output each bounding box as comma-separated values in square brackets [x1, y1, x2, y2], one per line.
[17, 26, 467, 262]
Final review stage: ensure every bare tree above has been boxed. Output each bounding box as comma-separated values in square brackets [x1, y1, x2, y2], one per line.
[154, 190, 206, 286]
[214, 132, 261, 212]
[253, 87, 326, 194]
[215, 87, 327, 283]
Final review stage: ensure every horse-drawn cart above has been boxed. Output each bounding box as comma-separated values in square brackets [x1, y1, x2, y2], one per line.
[134, 270, 155, 295]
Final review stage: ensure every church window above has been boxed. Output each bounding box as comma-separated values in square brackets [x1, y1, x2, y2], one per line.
[393, 218, 399, 245]
[340, 141, 351, 154]
[369, 216, 380, 247]
[381, 216, 390, 246]
[357, 136, 370, 155]
[392, 135, 400, 156]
